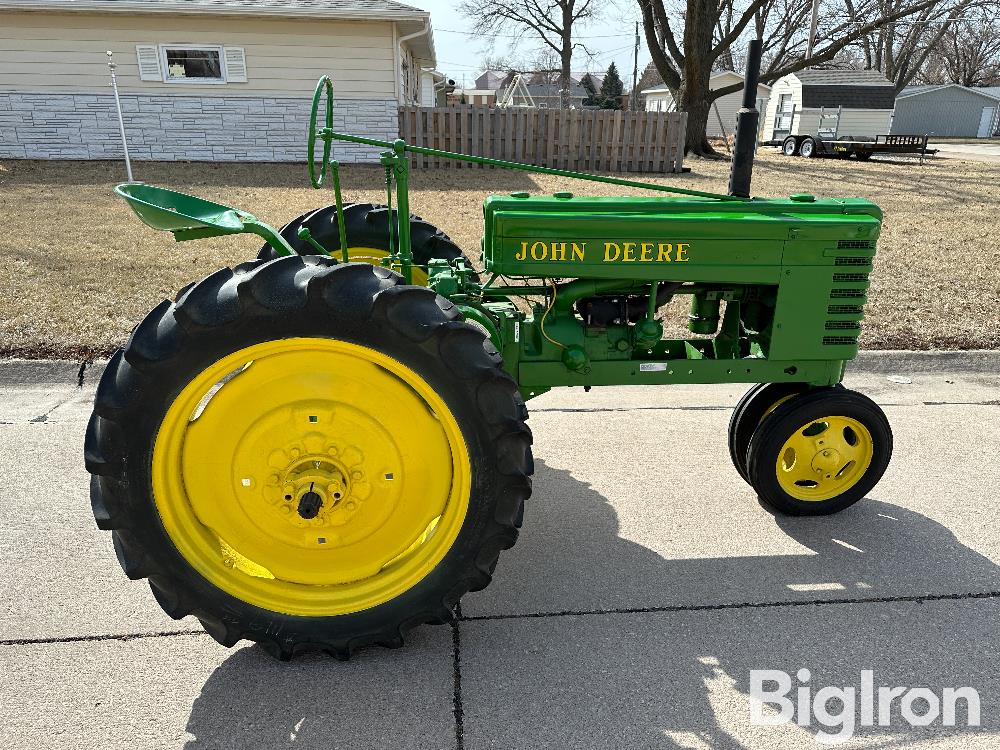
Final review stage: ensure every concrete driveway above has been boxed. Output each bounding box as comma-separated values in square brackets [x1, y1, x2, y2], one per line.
[930, 141, 1000, 163]
[2, 353, 999, 749]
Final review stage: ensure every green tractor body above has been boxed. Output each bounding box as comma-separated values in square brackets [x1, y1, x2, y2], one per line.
[90, 41, 895, 658]
[434, 193, 880, 397]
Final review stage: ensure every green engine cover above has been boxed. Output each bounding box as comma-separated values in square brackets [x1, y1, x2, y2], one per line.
[482, 193, 883, 361]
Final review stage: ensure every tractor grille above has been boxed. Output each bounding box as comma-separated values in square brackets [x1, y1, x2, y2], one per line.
[830, 288, 866, 299]
[834, 256, 872, 266]
[828, 304, 863, 315]
[837, 240, 874, 249]
[823, 257, 870, 349]
[823, 335, 859, 346]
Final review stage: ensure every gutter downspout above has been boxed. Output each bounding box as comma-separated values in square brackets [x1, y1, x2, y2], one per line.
[397, 19, 430, 105]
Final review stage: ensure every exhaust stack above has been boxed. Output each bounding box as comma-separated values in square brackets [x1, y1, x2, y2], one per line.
[727, 38, 763, 198]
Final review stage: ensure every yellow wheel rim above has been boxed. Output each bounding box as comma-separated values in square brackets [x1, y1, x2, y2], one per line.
[332, 247, 429, 286]
[151, 337, 470, 616]
[775, 416, 874, 501]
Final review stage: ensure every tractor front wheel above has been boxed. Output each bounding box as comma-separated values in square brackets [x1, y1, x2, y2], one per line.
[258, 202, 474, 285]
[746, 388, 892, 515]
[728, 382, 809, 483]
[85, 256, 532, 658]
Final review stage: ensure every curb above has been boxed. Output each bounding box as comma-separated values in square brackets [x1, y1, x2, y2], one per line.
[1, 351, 997, 387]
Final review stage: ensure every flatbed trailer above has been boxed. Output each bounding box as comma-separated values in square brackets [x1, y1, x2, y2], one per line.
[774, 133, 937, 162]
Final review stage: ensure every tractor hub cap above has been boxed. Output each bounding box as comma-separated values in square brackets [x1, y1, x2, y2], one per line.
[775, 416, 874, 501]
[151, 338, 471, 617]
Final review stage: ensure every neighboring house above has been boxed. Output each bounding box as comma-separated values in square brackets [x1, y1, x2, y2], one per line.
[483, 70, 608, 109]
[642, 71, 770, 138]
[892, 84, 1000, 138]
[0, 0, 442, 161]
[762, 69, 896, 143]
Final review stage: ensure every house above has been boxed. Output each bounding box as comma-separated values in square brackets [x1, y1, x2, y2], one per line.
[892, 84, 1000, 138]
[642, 71, 770, 138]
[0, 0, 443, 162]
[762, 69, 896, 143]
[488, 70, 608, 109]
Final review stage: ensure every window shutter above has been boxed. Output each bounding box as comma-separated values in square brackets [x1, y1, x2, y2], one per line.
[135, 45, 161, 81]
[224, 47, 247, 83]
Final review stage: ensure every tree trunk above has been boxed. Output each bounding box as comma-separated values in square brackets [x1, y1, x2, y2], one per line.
[560, 46, 573, 109]
[679, 92, 714, 155]
[678, 0, 719, 156]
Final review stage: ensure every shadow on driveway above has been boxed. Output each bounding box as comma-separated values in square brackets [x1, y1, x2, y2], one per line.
[181, 460, 1000, 749]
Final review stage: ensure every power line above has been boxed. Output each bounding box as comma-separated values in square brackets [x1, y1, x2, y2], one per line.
[435, 26, 637, 39]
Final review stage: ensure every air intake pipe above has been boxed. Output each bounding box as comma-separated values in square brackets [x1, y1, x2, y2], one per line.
[727, 38, 764, 198]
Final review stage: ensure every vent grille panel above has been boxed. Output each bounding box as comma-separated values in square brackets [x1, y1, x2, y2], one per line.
[835, 256, 872, 266]
[828, 304, 863, 315]
[837, 240, 874, 249]
[833, 272, 869, 282]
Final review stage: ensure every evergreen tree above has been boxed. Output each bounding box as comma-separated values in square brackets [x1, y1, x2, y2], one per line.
[599, 63, 624, 109]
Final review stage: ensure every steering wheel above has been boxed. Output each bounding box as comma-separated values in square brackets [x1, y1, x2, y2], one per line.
[308, 76, 334, 188]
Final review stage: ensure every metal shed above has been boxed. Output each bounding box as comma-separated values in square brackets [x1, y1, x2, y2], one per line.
[892, 84, 1000, 138]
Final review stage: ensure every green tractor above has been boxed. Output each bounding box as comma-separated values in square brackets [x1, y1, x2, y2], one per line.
[84, 43, 891, 659]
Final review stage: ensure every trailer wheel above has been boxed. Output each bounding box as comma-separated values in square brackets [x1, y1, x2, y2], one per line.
[258, 202, 476, 285]
[728, 383, 810, 484]
[782, 137, 799, 156]
[746, 388, 892, 515]
[85, 255, 532, 659]
[799, 137, 817, 158]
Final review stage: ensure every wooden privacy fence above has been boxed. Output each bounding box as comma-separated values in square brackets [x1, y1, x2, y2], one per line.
[398, 106, 687, 174]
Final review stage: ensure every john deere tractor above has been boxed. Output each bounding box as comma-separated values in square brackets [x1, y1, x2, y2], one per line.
[84, 42, 891, 659]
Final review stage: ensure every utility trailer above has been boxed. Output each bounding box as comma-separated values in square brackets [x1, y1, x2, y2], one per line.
[779, 133, 937, 161]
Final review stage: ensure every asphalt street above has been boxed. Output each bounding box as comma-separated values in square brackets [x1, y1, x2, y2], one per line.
[1, 353, 998, 749]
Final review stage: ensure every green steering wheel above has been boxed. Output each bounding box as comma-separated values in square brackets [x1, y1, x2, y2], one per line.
[308, 76, 334, 188]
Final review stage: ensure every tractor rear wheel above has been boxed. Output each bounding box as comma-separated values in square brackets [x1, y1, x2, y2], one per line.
[746, 388, 891, 515]
[85, 256, 532, 659]
[258, 202, 475, 285]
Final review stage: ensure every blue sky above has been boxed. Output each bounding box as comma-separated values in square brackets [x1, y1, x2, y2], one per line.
[405, 0, 652, 90]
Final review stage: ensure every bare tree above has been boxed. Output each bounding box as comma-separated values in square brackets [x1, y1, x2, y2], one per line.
[460, 0, 599, 108]
[850, 0, 980, 92]
[639, 0, 967, 156]
[920, 7, 1000, 86]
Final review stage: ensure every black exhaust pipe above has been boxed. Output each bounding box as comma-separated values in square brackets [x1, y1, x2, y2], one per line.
[727, 38, 763, 198]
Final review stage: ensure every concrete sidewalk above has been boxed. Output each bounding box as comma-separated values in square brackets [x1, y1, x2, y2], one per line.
[1, 354, 998, 749]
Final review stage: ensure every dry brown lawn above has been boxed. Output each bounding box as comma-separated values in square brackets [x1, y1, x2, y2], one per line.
[1, 151, 997, 358]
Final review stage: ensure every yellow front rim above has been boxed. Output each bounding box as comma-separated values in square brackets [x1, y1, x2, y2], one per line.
[333, 247, 429, 286]
[775, 416, 874, 501]
[151, 337, 470, 616]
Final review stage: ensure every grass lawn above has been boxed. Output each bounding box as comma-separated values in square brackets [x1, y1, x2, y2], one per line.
[1, 151, 997, 358]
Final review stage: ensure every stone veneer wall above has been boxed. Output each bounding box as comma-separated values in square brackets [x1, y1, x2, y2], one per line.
[0, 93, 398, 161]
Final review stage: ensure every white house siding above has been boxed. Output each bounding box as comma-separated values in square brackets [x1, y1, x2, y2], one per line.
[0, 11, 404, 161]
[644, 74, 769, 137]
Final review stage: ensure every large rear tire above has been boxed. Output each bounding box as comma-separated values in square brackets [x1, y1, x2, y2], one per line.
[258, 202, 476, 285]
[85, 256, 531, 659]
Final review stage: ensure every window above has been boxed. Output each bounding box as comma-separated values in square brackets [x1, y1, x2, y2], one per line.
[161, 45, 223, 82]
[163, 46, 221, 81]
[136, 44, 248, 84]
